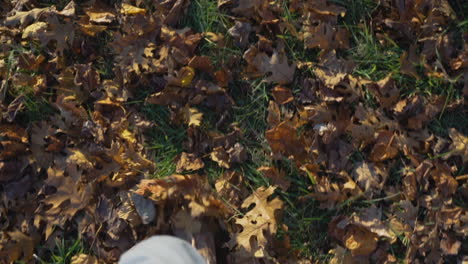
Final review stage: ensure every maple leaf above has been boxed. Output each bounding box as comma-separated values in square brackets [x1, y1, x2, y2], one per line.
[227, 186, 283, 255]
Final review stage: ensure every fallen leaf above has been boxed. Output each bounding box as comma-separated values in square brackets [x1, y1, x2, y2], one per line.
[182, 105, 203, 127]
[251, 49, 296, 84]
[71, 254, 99, 264]
[121, 3, 146, 15]
[258, 166, 290, 191]
[344, 225, 378, 256]
[353, 162, 387, 198]
[447, 128, 467, 163]
[5, 7, 54, 27]
[176, 152, 205, 172]
[271, 85, 294, 104]
[211, 146, 230, 168]
[227, 186, 283, 255]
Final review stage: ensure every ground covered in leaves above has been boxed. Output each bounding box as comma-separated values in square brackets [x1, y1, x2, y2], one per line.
[0, 0, 467, 263]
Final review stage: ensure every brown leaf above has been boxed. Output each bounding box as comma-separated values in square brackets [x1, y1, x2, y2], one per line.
[440, 233, 461, 256]
[344, 225, 378, 256]
[3, 94, 24, 122]
[250, 49, 296, 84]
[271, 85, 294, 104]
[0, 230, 34, 262]
[447, 128, 468, 163]
[121, 3, 146, 15]
[5, 7, 54, 27]
[176, 152, 204, 172]
[85, 5, 116, 24]
[313, 50, 353, 87]
[400, 45, 420, 80]
[228, 21, 252, 48]
[210, 146, 230, 168]
[227, 186, 283, 255]
[369, 131, 398, 162]
[266, 122, 308, 163]
[214, 70, 230, 87]
[182, 105, 203, 127]
[353, 162, 387, 198]
[215, 171, 248, 208]
[266, 100, 281, 127]
[258, 166, 290, 191]
[367, 74, 400, 109]
[188, 56, 213, 73]
[431, 163, 458, 197]
[71, 254, 100, 264]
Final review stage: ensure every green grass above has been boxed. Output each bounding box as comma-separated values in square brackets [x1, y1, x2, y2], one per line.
[141, 104, 187, 179]
[94, 32, 116, 80]
[35, 238, 85, 264]
[182, 0, 242, 67]
[429, 111, 468, 137]
[1, 48, 56, 123]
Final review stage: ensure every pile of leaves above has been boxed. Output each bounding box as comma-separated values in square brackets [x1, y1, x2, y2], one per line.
[0, 0, 467, 263]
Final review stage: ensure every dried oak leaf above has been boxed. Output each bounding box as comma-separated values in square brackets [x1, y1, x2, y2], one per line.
[302, 22, 349, 51]
[344, 225, 378, 256]
[271, 85, 294, 104]
[329, 207, 392, 258]
[250, 49, 296, 84]
[176, 152, 204, 172]
[135, 174, 205, 203]
[0, 230, 34, 263]
[266, 122, 308, 163]
[228, 21, 252, 49]
[71, 254, 100, 264]
[258, 166, 290, 191]
[121, 3, 146, 15]
[215, 171, 248, 208]
[301, 174, 346, 209]
[182, 105, 203, 127]
[446, 128, 467, 163]
[369, 130, 398, 162]
[227, 186, 283, 255]
[431, 163, 458, 197]
[367, 74, 400, 109]
[440, 233, 461, 256]
[4, 7, 54, 28]
[112, 35, 157, 76]
[400, 45, 420, 80]
[42, 166, 93, 239]
[353, 162, 387, 198]
[85, 4, 116, 24]
[210, 146, 230, 169]
[314, 50, 353, 87]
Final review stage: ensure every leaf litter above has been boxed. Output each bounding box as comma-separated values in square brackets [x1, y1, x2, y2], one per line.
[0, 0, 467, 263]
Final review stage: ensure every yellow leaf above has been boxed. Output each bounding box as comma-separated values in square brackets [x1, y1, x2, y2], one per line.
[183, 105, 203, 127]
[22, 21, 47, 39]
[71, 254, 99, 264]
[121, 3, 146, 15]
[179, 66, 195, 87]
[121, 129, 136, 144]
